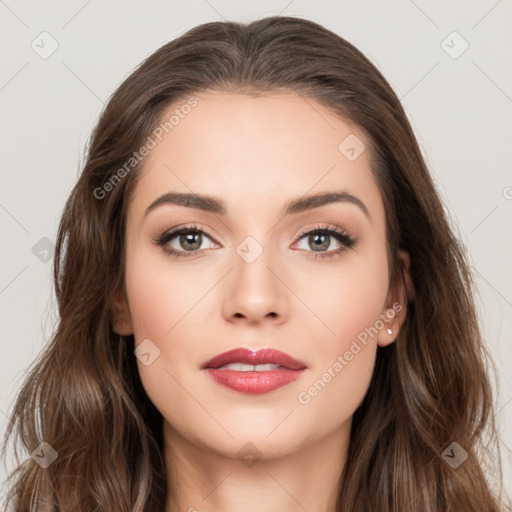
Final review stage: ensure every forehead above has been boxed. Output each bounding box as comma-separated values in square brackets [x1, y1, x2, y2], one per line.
[128, 90, 384, 226]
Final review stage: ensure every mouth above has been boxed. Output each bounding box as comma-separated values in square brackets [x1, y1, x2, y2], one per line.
[201, 348, 308, 395]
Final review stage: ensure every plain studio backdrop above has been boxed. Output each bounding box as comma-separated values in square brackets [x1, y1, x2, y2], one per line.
[0, 0, 511, 506]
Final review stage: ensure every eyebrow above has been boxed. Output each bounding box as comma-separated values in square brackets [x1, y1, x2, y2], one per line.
[144, 190, 371, 221]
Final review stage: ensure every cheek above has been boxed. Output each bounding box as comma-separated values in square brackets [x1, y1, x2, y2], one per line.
[292, 248, 388, 415]
[293, 245, 389, 348]
[294, 339, 377, 446]
[124, 245, 221, 378]
[124, 250, 209, 430]
[124, 246, 208, 340]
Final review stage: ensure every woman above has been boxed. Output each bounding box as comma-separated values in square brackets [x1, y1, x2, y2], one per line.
[2, 15, 506, 512]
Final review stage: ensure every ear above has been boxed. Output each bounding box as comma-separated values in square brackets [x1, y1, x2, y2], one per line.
[111, 285, 134, 336]
[377, 249, 415, 347]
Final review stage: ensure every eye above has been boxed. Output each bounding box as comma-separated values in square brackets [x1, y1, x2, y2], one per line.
[155, 224, 218, 258]
[155, 223, 358, 260]
[293, 225, 358, 260]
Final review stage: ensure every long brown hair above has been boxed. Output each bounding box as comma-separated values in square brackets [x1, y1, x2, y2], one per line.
[2, 16, 507, 511]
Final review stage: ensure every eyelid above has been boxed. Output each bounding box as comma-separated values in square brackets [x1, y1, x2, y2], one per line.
[155, 223, 220, 247]
[294, 222, 353, 241]
[156, 223, 218, 241]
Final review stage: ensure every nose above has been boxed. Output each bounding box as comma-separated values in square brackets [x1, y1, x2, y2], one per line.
[221, 247, 290, 325]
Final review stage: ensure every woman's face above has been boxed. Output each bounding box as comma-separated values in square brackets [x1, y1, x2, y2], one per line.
[112, 90, 409, 462]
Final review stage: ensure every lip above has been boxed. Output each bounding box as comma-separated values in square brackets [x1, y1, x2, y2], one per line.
[202, 348, 307, 370]
[202, 348, 308, 395]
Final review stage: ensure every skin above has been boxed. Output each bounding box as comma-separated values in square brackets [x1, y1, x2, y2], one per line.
[112, 90, 413, 512]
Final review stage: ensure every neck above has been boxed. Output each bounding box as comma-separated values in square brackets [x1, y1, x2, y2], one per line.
[163, 419, 350, 512]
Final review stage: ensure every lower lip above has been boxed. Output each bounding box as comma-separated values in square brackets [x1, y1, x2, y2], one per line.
[203, 368, 307, 394]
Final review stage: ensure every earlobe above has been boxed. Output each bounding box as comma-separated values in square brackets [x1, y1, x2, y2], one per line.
[377, 315, 400, 347]
[377, 297, 404, 347]
[111, 286, 133, 336]
[377, 249, 414, 347]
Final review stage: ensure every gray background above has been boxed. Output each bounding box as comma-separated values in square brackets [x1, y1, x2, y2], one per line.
[1, 0, 511, 506]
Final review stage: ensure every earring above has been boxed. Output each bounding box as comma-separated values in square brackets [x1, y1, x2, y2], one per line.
[386, 328, 393, 335]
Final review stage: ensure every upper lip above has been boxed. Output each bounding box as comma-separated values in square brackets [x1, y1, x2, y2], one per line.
[202, 348, 307, 370]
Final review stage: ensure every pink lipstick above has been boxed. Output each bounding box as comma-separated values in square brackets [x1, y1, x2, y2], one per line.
[201, 348, 308, 395]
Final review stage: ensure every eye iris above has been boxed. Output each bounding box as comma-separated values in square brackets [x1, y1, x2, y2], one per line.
[310, 233, 329, 251]
[180, 232, 201, 251]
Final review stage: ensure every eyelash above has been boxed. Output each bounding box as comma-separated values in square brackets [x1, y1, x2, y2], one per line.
[155, 223, 359, 260]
